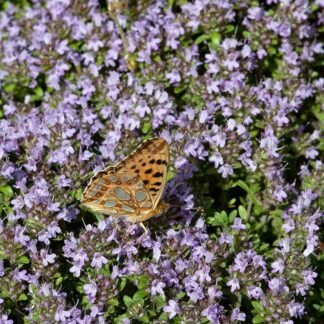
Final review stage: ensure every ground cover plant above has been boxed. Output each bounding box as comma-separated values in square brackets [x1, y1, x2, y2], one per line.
[0, 0, 323, 323]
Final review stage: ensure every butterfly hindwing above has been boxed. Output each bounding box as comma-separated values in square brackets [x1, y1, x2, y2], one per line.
[82, 169, 155, 217]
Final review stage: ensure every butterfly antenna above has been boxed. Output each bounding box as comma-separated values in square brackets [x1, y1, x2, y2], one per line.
[81, 217, 87, 229]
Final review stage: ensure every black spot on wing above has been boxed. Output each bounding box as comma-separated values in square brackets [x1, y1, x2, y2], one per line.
[145, 169, 153, 174]
[149, 159, 155, 164]
[150, 188, 159, 192]
[153, 172, 163, 178]
[143, 180, 149, 185]
[153, 182, 162, 186]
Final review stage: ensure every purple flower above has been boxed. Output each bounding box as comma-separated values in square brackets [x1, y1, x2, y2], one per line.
[279, 23, 291, 37]
[248, 7, 264, 20]
[151, 280, 165, 296]
[201, 304, 224, 324]
[296, 283, 308, 296]
[208, 285, 223, 299]
[163, 300, 180, 319]
[231, 308, 246, 321]
[282, 218, 295, 233]
[231, 218, 246, 231]
[153, 242, 161, 262]
[55, 306, 71, 322]
[260, 126, 279, 158]
[247, 286, 264, 299]
[287, 301, 304, 317]
[305, 147, 319, 159]
[227, 277, 240, 292]
[268, 277, 289, 294]
[271, 258, 285, 274]
[223, 53, 239, 71]
[13, 269, 30, 283]
[40, 249, 56, 266]
[0, 315, 14, 324]
[90, 253, 108, 269]
[219, 232, 234, 245]
[218, 164, 233, 178]
[83, 282, 98, 299]
[0, 260, 4, 277]
[70, 260, 84, 277]
[14, 226, 30, 245]
[278, 238, 291, 253]
[274, 186, 288, 202]
[0, 1, 321, 322]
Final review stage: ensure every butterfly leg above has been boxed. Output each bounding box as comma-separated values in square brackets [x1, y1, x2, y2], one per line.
[139, 222, 148, 235]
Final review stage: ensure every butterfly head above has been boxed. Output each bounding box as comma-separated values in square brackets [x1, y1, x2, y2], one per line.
[155, 201, 170, 215]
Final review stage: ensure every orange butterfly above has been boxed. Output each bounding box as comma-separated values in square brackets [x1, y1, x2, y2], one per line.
[82, 138, 169, 228]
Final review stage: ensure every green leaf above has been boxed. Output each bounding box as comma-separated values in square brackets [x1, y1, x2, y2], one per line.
[153, 294, 166, 310]
[252, 301, 264, 313]
[226, 24, 235, 33]
[235, 180, 250, 192]
[167, 170, 176, 181]
[167, 0, 175, 7]
[123, 296, 133, 307]
[120, 277, 127, 291]
[3, 83, 16, 93]
[253, 315, 265, 323]
[195, 34, 210, 45]
[258, 243, 270, 252]
[55, 275, 63, 286]
[0, 185, 13, 197]
[108, 298, 119, 306]
[158, 312, 168, 321]
[234, 180, 261, 206]
[74, 189, 83, 201]
[18, 255, 30, 264]
[267, 46, 277, 55]
[238, 205, 248, 220]
[141, 314, 150, 323]
[34, 87, 44, 97]
[176, 291, 186, 300]
[210, 32, 221, 46]
[18, 293, 28, 301]
[207, 211, 228, 226]
[133, 290, 148, 301]
[138, 275, 149, 289]
[141, 121, 151, 134]
[95, 214, 105, 221]
[174, 86, 186, 94]
[242, 30, 251, 38]
[229, 210, 237, 222]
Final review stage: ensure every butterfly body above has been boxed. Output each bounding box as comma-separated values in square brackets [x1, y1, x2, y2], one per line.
[82, 138, 169, 223]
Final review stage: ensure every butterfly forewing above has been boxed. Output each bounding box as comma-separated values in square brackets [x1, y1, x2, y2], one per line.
[114, 138, 169, 209]
[81, 138, 169, 223]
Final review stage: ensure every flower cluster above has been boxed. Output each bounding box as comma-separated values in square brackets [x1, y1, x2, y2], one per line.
[0, 0, 323, 323]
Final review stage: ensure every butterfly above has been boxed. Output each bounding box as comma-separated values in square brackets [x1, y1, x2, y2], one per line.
[81, 138, 169, 226]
